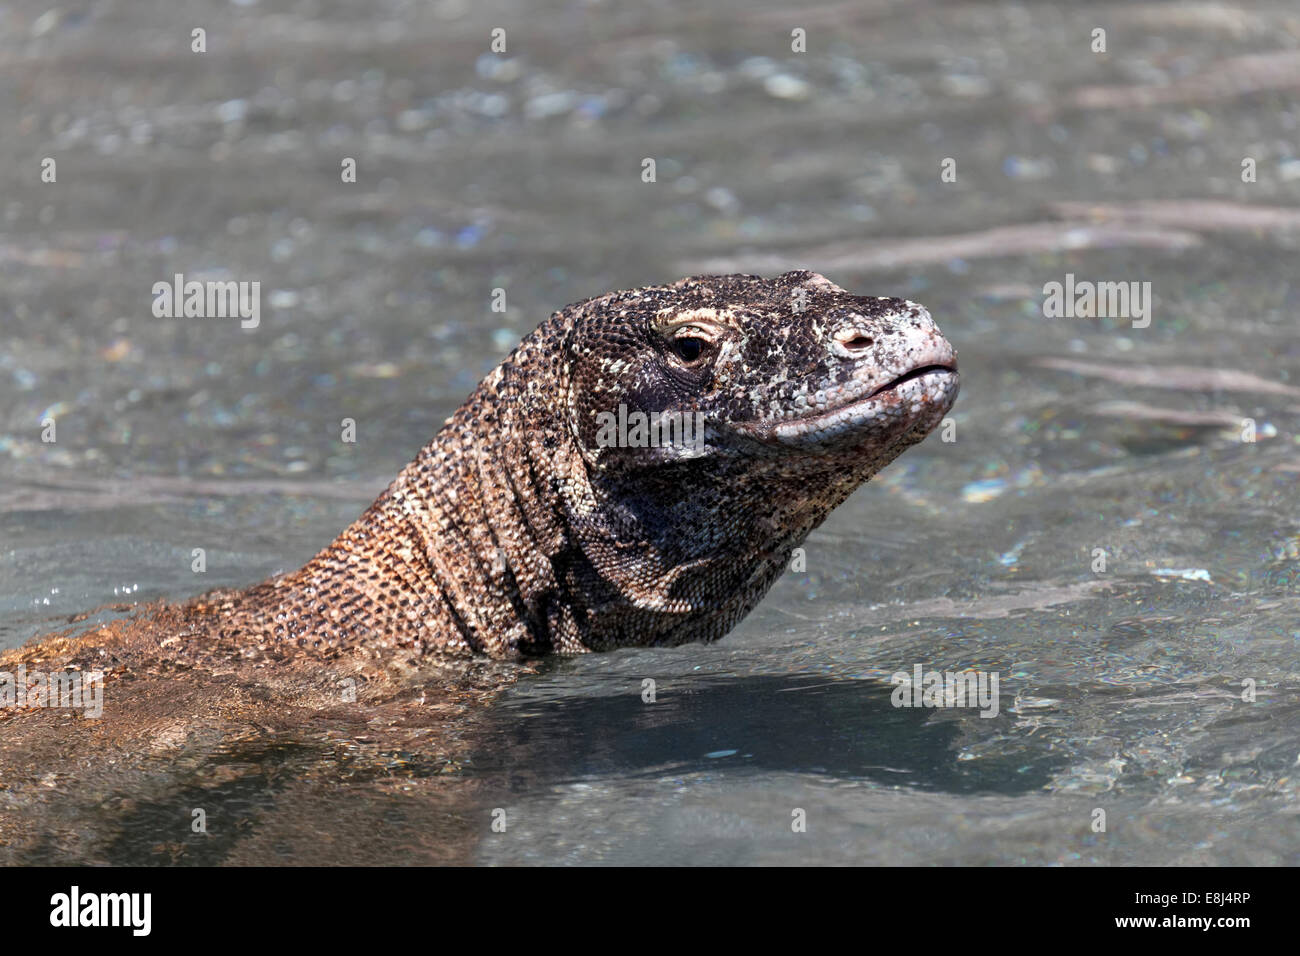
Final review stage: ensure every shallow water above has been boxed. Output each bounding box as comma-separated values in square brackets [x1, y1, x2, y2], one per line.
[2, 0, 1299, 864]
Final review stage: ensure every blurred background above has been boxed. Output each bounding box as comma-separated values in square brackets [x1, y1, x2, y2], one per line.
[2, 0, 1299, 864]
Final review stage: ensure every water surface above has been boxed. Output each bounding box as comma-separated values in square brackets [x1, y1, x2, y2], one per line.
[2, 0, 1299, 864]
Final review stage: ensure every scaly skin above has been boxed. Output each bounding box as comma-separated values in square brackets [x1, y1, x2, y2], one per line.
[0, 270, 957, 862]
[5, 270, 957, 673]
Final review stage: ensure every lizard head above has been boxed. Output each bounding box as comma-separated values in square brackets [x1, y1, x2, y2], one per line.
[563, 270, 958, 479]
[514, 270, 959, 649]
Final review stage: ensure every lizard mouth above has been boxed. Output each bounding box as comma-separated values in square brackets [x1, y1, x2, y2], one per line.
[739, 363, 959, 446]
[865, 364, 957, 400]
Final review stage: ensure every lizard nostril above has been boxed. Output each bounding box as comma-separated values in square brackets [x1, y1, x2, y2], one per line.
[840, 334, 873, 351]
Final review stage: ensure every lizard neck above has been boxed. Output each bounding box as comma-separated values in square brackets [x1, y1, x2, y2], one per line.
[236, 312, 908, 659]
[256, 346, 581, 658]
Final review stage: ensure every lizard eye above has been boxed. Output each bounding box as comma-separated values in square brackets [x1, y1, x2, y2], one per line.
[669, 329, 714, 367]
[673, 336, 705, 363]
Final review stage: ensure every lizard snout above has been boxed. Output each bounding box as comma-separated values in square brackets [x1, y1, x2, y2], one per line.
[829, 301, 956, 372]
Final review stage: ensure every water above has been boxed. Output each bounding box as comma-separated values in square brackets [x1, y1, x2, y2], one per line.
[2, 0, 1299, 864]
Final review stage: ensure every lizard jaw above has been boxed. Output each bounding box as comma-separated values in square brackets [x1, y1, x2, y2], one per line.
[735, 365, 959, 447]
